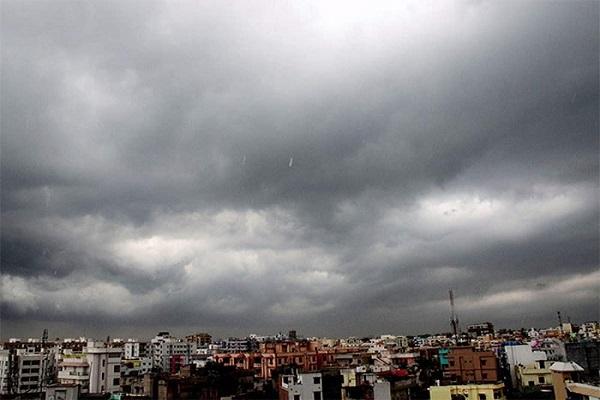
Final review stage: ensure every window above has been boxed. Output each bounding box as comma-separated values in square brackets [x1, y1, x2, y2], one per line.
[283, 376, 289, 384]
[449, 361, 455, 367]
[479, 394, 486, 400]
[101, 372, 105, 380]
[102, 360, 106, 367]
[482, 373, 488, 380]
[313, 376, 321, 384]
[114, 365, 120, 373]
[481, 359, 487, 366]
[538, 377, 545, 384]
[539, 361, 545, 368]
[314, 392, 322, 400]
[528, 381, 534, 387]
[113, 378, 120, 386]
[294, 395, 300, 400]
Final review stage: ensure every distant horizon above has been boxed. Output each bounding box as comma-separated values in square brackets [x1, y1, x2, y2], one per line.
[3, 316, 596, 342]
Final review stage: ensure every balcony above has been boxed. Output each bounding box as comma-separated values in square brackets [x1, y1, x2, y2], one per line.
[58, 370, 89, 381]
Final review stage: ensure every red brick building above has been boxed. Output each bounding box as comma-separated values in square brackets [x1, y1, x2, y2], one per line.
[213, 340, 356, 380]
[443, 346, 500, 384]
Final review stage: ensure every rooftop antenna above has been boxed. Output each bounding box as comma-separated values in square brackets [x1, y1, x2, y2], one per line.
[557, 311, 563, 326]
[449, 289, 459, 338]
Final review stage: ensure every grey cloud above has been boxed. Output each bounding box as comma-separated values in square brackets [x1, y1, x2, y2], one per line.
[1, 0, 598, 338]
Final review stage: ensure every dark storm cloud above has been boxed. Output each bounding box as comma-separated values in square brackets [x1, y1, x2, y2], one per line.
[1, 0, 598, 338]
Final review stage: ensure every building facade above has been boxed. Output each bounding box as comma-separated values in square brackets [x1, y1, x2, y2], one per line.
[85, 341, 122, 393]
[444, 347, 500, 384]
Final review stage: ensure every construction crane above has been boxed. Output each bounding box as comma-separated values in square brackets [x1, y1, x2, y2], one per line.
[449, 289, 460, 338]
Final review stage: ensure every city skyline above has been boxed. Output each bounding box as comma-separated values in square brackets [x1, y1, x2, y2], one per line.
[1, 0, 599, 339]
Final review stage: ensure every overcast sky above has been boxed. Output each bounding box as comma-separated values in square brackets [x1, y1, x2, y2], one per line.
[1, 0, 598, 340]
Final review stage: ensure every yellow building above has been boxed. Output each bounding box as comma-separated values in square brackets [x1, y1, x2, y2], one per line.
[515, 360, 553, 391]
[430, 383, 506, 400]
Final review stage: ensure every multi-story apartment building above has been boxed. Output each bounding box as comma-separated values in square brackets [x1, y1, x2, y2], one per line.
[0, 350, 9, 394]
[0, 348, 54, 395]
[124, 340, 148, 359]
[213, 340, 349, 380]
[279, 371, 323, 400]
[515, 359, 552, 391]
[58, 355, 90, 392]
[86, 341, 122, 393]
[151, 332, 196, 372]
[185, 333, 212, 349]
[504, 343, 547, 387]
[565, 341, 600, 377]
[444, 346, 500, 384]
[58, 341, 122, 394]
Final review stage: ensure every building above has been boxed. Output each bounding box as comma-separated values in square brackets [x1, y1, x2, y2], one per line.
[565, 341, 600, 377]
[279, 371, 323, 400]
[536, 338, 566, 361]
[0, 350, 9, 394]
[213, 340, 339, 380]
[58, 354, 90, 392]
[578, 322, 600, 339]
[121, 357, 153, 395]
[444, 347, 500, 384]
[85, 341, 122, 393]
[429, 383, 506, 400]
[185, 332, 212, 349]
[151, 332, 196, 372]
[468, 323, 495, 338]
[0, 348, 54, 395]
[549, 361, 585, 400]
[504, 343, 548, 388]
[45, 383, 81, 400]
[124, 341, 148, 359]
[514, 359, 552, 392]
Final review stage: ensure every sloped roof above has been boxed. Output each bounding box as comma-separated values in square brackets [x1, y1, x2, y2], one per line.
[549, 361, 584, 372]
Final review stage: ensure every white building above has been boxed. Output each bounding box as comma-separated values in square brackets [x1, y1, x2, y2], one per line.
[85, 341, 122, 393]
[58, 355, 90, 392]
[151, 332, 196, 372]
[0, 350, 9, 394]
[280, 372, 323, 400]
[124, 341, 147, 359]
[505, 343, 547, 386]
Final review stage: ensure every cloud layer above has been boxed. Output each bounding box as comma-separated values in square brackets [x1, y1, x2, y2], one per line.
[1, 0, 598, 338]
